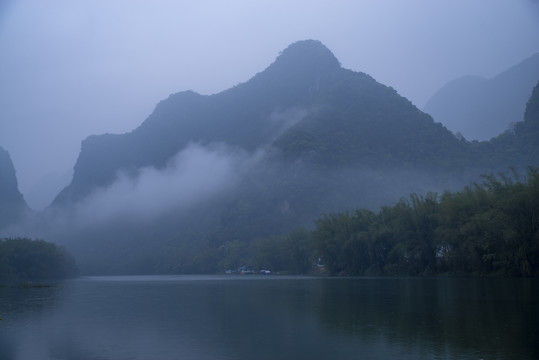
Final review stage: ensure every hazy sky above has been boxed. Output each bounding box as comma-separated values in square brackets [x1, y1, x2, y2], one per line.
[1, 0, 538, 210]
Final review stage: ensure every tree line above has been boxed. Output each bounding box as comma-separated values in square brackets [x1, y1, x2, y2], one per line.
[207, 167, 538, 277]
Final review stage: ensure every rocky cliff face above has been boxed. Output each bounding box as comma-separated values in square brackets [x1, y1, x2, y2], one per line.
[0, 146, 28, 229]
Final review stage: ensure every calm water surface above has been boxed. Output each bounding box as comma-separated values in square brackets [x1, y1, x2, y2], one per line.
[0, 275, 537, 360]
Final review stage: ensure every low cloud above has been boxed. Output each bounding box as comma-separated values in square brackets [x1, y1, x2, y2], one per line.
[71, 142, 259, 225]
[269, 107, 309, 136]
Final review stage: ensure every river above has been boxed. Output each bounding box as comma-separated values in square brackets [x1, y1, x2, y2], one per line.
[1, 275, 537, 359]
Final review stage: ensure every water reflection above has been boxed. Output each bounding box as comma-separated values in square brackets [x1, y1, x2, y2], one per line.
[315, 277, 539, 359]
[0, 284, 63, 359]
[0, 276, 537, 359]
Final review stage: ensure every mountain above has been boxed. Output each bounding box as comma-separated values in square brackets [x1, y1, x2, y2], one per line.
[525, 79, 539, 123]
[53, 41, 340, 205]
[0, 146, 28, 229]
[54, 40, 465, 207]
[481, 79, 539, 167]
[424, 52, 539, 141]
[42, 40, 538, 274]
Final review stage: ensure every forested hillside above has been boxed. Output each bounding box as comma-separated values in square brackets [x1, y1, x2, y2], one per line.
[0, 238, 77, 283]
[310, 167, 539, 277]
[470, 79, 539, 173]
[164, 166, 539, 277]
[14, 42, 539, 275]
[52, 40, 345, 205]
[53, 40, 471, 208]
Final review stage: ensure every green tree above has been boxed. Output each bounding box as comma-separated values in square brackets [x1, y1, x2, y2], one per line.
[0, 238, 77, 282]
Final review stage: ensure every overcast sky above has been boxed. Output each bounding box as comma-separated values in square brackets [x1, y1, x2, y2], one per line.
[1, 0, 538, 209]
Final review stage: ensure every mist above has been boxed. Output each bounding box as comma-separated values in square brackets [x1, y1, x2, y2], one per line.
[1, 131, 468, 275]
[2, 3, 539, 359]
[0, 1, 538, 209]
[1, 141, 261, 242]
[72, 142, 255, 225]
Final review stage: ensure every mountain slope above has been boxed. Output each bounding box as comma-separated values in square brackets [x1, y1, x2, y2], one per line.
[0, 146, 28, 229]
[54, 40, 465, 207]
[42, 40, 539, 274]
[481, 79, 539, 167]
[524, 80, 539, 123]
[53, 40, 344, 205]
[424, 52, 539, 141]
[272, 68, 466, 171]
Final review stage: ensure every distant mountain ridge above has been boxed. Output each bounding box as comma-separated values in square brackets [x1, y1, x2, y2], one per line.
[424, 52, 539, 140]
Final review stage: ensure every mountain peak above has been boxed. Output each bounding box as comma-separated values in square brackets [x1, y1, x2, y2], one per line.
[268, 40, 341, 74]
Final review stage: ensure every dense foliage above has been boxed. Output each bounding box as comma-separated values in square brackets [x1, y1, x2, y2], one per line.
[208, 167, 539, 277]
[313, 167, 539, 276]
[0, 238, 77, 283]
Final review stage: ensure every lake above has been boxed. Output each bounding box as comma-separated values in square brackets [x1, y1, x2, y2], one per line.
[1, 275, 537, 360]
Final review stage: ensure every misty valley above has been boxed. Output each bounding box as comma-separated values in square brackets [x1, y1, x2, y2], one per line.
[1, 40, 539, 359]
